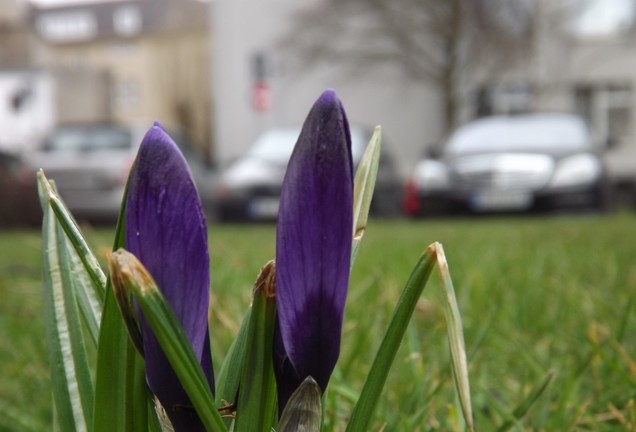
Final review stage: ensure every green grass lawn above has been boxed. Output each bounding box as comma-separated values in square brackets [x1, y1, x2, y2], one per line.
[1, 213, 635, 431]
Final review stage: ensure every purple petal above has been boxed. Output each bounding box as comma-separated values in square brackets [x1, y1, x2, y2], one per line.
[125, 122, 212, 431]
[275, 90, 353, 406]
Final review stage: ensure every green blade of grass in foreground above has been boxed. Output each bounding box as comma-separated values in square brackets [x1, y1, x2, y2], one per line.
[435, 243, 474, 431]
[39, 181, 94, 431]
[109, 248, 226, 432]
[93, 280, 149, 432]
[39, 170, 149, 431]
[37, 172, 104, 344]
[234, 261, 278, 431]
[351, 126, 381, 267]
[37, 170, 107, 298]
[215, 307, 251, 429]
[65, 239, 102, 345]
[345, 245, 437, 432]
[346, 242, 474, 432]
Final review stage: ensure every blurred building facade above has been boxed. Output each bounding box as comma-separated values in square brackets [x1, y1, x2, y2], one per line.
[212, 0, 636, 187]
[24, 0, 212, 156]
[211, 0, 444, 176]
[0, 0, 32, 67]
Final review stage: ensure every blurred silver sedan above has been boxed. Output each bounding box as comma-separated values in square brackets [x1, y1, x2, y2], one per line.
[31, 124, 217, 222]
[404, 113, 607, 216]
[30, 124, 138, 221]
[215, 126, 402, 221]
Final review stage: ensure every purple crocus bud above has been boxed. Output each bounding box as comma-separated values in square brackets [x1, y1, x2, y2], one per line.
[125, 122, 213, 431]
[274, 89, 354, 410]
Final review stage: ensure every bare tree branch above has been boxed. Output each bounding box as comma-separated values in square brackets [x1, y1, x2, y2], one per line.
[279, 0, 536, 131]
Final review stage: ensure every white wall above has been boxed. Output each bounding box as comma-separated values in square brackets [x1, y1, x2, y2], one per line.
[0, 70, 55, 153]
[211, 0, 443, 177]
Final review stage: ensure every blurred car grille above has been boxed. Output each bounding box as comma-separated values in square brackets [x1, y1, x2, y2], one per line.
[453, 154, 554, 191]
[248, 185, 281, 196]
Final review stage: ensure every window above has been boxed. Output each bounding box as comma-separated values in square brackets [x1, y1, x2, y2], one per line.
[37, 11, 97, 42]
[111, 79, 140, 111]
[474, 84, 533, 117]
[574, 85, 633, 147]
[113, 6, 142, 37]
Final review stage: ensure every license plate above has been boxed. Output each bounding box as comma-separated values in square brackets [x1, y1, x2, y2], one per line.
[470, 191, 532, 211]
[248, 198, 279, 218]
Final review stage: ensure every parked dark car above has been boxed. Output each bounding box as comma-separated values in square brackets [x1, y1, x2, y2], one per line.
[215, 126, 401, 221]
[0, 149, 40, 227]
[403, 113, 607, 216]
[30, 124, 217, 222]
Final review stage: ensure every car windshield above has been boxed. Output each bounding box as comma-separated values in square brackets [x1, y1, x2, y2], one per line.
[45, 126, 132, 152]
[248, 129, 299, 164]
[446, 114, 590, 155]
[247, 127, 368, 164]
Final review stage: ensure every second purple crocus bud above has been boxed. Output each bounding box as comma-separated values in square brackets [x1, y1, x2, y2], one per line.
[274, 89, 354, 410]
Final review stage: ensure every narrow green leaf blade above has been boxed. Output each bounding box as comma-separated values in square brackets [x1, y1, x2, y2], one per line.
[277, 377, 322, 432]
[435, 243, 474, 431]
[37, 170, 107, 298]
[109, 249, 226, 432]
[127, 346, 150, 431]
[65, 235, 101, 345]
[40, 184, 94, 431]
[55, 223, 95, 427]
[93, 176, 148, 432]
[37, 170, 103, 346]
[346, 246, 436, 432]
[38, 173, 102, 344]
[93, 282, 144, 432]
[215, 306, 251, 421]
[234, 261, 278, 431]
[351, 126, 381, 266]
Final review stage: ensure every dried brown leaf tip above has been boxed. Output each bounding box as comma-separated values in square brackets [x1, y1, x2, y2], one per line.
[253, 260, 276, 299]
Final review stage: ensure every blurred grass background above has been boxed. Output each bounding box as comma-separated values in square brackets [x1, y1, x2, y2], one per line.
[1, 213, 635, 430]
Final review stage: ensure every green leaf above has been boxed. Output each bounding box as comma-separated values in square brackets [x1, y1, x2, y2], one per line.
[93, 279, 144, 432]
[277, 377, 322, 432]
[37, 170, 107, 298]
[128, 348, 150, 431]
[93, 176, 149, 432]
[351, 126, 381, 266]
[109, 249, 226, 432]
[66, 235, 101, 345]
[234, 261, 278, 432]
[39, 181, 94, 431]
[346, 242, 475, 432]
[38, 173, 103, 345]
[215, 306, 252, 427]
[345, 246, 436, 432]
[435, 243, 474, 431]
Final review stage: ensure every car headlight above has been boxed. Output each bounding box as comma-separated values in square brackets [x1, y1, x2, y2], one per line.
[413, 159, 450, 190]
[549, 154, 602, 188]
